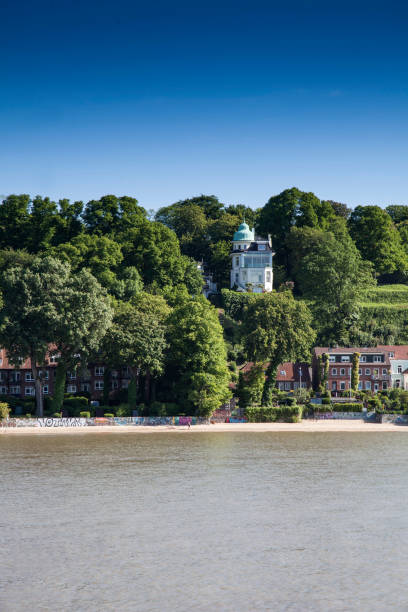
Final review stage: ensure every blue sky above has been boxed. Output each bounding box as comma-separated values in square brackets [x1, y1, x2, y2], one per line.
[1, 0, 407, 210]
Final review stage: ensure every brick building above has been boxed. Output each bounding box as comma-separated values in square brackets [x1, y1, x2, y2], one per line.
[312, 346, 408, 396]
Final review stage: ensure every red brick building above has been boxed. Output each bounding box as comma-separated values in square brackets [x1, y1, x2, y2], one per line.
[312, 346, 408, 396]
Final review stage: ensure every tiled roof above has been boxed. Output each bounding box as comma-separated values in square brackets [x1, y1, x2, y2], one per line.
[239, 361, 311, 382]
[313, 345, 408, 358]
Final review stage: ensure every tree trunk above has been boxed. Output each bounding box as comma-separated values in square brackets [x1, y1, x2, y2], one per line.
[30, 352, 43, 418]
[51, 362, 66, 414]
[144, 370, 151, 404]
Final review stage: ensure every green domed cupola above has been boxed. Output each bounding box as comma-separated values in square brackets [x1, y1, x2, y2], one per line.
[233, 222, 254, 242]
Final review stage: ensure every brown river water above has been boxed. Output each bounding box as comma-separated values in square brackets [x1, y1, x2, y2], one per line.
[1, 432, 408, 611]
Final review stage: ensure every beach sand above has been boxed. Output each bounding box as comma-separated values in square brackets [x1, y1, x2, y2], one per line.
[0, 421, 406, 434]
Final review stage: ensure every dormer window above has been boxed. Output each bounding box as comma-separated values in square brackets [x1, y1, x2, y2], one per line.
[258, 244, 266, 250]
[280, 370, 286, 376]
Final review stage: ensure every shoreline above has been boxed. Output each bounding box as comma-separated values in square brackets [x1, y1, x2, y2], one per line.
[1, 421, 407, 434]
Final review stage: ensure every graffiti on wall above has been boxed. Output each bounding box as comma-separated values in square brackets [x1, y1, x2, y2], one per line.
[1, 416, 208, 428]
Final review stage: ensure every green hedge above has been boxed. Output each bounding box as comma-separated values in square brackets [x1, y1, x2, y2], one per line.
[79, 411, 91, 418]
[245, 405, 302, 423]
[332, 403, 363, 412]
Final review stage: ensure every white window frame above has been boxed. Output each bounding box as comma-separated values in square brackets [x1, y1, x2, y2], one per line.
[80, 383, 90, 392]
[360, 355, 366, 362]
[365, 381, 371, 390]
[341, 356, 350, 362]
[374, 356, 382, 363]
[25, 372, 35, 382]
[284, 382, 291, 390]
[332, 368, 337, 375]
[358, 368, 362, 375]
[382, 368, 388, 375]
[340, 381, 346, 390]
[43, 385, 49, 395]
[280, 370, 286, 376]
[340, 368, 345, 376]
[329, 355, 336, 362]
[388, 352, 394, 358]
[10, 385, 20, 394]
[358, 381, 363, 390]
[94, 366, 104, 377]
[25, 386, 35, 396]
[94, 380, 104, 391]
[67, 384, 77, 394]
[398, 365, 402, 373]
[0, 386, 7, 394]
[365, 368, 370, 375]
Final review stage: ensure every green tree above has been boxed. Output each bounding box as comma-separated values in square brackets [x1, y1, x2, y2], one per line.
[257, 187, 336, 271]
[386, 205, 408, 225]
[0, 195, 31, 250]
[101, 295, 169, 408]
[82, 195, 146, 236]
[348, 206, 408, 277]
[288, 223, 375, 344]
[50, 268, 113, 413]
[236, 364, 265, 408]
[166, 297, 231, 416]
[241, 291, 315, 399]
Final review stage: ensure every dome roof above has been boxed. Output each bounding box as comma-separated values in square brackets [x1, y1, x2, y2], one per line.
[233, 222, 254, 242]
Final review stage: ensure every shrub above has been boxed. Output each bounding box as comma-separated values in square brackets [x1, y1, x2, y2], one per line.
[63, 396, 89, 416]
[52, 412, 62, 418]
[332, 403, 363, 412]
[321, 398, 331, 405]
[0, 402, 10, 420]
[245, 404, 302, 423]
[116, 403, 131, 417]
[79, 411, 91, 418]
[104, 413, 115, 418]
[25, 414, 32, 418]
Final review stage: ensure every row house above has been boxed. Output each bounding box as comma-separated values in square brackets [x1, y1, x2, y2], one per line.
[312, 346, 408, 396]
[0, 349, 133, 402]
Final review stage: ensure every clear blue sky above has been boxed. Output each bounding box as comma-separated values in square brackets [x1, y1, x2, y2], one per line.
[1, 0, 407, 210]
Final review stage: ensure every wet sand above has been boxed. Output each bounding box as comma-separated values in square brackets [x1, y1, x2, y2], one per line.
[0, 421, 406, 434]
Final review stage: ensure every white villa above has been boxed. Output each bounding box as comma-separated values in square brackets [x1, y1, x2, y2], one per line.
[230, 222, 274, 293]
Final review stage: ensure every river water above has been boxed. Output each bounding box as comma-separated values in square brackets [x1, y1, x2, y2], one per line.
[1, 432, 408, 611]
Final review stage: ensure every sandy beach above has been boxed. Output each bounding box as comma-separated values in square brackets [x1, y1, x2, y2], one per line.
[1, 420, 407, 434]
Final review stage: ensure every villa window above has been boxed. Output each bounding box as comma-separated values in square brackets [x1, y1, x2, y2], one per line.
[95, 380, 104, 391]
[382, 368, 388, 375]
[388, 352, 394, 358]
[80, 383, 90, 392]
[365, 368, 370, 375]
[67, 384, 77, 393]
[235, 257, 239, 266]
[95, 366, 104, 376]
[43, 385, 49, 395]
[340, 368, 345, 376]
[358, 368, 362, 375]
[10, 386, 20, 394]
[329, 355, 335, 362]
[340, 381, 346, 390]
[365, 381, 371, 390]
[374, 356, 382, 363]
[266, 271, 271, 283]
[341, 356, 350, 362]
[398, 365, 402, 373]
[332, 368, 337, 375]
[25, 372, 34, 382]
[0, 386, 7, 394]
[360, 356, 366, 362]
[284, 382, 291, 390]
[382, 381, 388, 390]
[280, 370, 286, 375]
[25, 387, 35, 396]
[358, 382, 363, 390]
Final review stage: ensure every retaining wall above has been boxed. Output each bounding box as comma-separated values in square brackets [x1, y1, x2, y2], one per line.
[0, 416, 209, 428]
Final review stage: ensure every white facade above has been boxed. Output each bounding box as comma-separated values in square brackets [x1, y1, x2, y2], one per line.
[230, 223, 274, 293]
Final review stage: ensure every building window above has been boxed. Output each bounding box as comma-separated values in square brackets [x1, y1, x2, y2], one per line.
[122, 380, 129, 389]
[361, 356, 366, 362]
[266, 271, 271, 283]
[0, 386, 7, 394]
[95, 366, 104, 376]
[365, 381, 371, 390]
[358, 368, 362, 375]
[10, 386, 20, 394]
[280, 370, 286, 375]
[25, 387, 35, 396]
[329, 355, 335, 362]
[340, 381, 346, 390]
[49, 354, 60, 363]
[331, 382, 337, 390]
[43, 385, 49, 395]
[382, 381, 388, 390]
[301, 382, 306, 389]
[284, 382, 291, 390]
[382, 368, 388, 375]
[67, 384, 77, 393]
[374, 356, 382, 363]
[365, 368, 370, 375]
[388, 352, 394, 358]
[398, 365, 402, 373]
[25, 372, 35, 382]
[373, 369, 379, 376]
[235, 273, 239, 282]
[341, 356, 350, 362]
[11, 372, 21, 382]
[358, 381, 363, 390]
[396, 379, 401, 388]
[332, 368, 337, 375]
[80, 383, 90, 392]
[95, 380, 104, 391]
[340, 368, 345, 376]
[68, 371, 76, 379]
[39, 370, 49, 380]
[235, 257, 239, 266]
